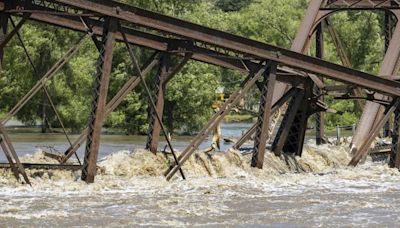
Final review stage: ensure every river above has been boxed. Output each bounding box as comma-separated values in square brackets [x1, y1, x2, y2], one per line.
[0, 123, 399, 227]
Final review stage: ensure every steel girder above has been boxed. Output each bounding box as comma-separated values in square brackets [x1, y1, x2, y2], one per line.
[351, 22, 400, 163]
[325, 0, 400, 9]
[146, 54, 170, 154]
[6, 0, 400, 96]
[251, 62, 278, 168]
[81, 18, 117, 183]
[315, 22, 326, 145]
[165, 64, 270, 180]
[1, 0, 400, 183]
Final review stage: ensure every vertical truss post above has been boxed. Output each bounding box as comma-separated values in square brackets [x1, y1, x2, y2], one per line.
[315, 22, 326, 145]
[146, 53, 170, 153]
[81, 18, 117, 183]
[251, 62, 277, 169]
[0, 2, 30, 185]
[61, 54, 160, 163]
[390, 100, 400, 168]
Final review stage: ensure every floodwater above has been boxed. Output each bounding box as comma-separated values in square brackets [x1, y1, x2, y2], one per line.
[0, 123, 400, 227]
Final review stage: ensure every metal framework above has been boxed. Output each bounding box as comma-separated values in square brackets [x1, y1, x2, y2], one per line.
[0, 0, 400, 183]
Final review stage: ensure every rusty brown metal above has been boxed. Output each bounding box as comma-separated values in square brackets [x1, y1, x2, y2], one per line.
[251, 62, 277, 168]
[81, 18, 117, 183]
[121, 30, 186, 180]
[325, 0, 400, 9]
[165, 63, 269, 180]
[315, 22, 326, 145]
[3, 0, 400, 182]
[272, 89, 306, 156]
[349, 98, 400, 166]
[390, 103, 400, 168]
[10, 17, 82, 164]
[0, 124, 31, 185]
[145, 53, 192, 154]
[61, 54, 160, 163]
[34, 0, 400, 96]
[233, 87, 298, 150]
[325, 18, 365, 108]
[351, 22, 400, 153]
[0, 13, 30, 50]
[146, 54, 170, 154]
[1, 33, 88, 125]
[0, 11, 7, 70]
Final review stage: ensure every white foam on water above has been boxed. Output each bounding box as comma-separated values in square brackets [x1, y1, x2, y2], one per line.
[0, 140, 400, 226]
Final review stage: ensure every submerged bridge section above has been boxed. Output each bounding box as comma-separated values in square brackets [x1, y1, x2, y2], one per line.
[0, 0, 400, 183]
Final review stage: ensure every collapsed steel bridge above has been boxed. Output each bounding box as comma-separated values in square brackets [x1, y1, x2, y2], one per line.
[0, 0, 400, 184]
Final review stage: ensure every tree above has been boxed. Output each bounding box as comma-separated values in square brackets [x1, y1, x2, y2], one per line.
[215, 0, 253, 12]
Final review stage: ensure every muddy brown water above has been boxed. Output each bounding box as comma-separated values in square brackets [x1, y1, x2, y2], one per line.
[0, 123, 398, 227]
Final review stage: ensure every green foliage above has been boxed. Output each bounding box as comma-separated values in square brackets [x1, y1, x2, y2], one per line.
[0, 0, 391, 135]
[215, 0, 253, 12]
[166, 62, 220, 135]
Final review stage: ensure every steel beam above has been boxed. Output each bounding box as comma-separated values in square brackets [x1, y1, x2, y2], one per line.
[146, 54, 170, 153]
[325, 18, 365, 108]
[165, 63, 269, 180]
[61, 54, 160, 163]
[40, 0, 400, 97]
[0, 12, 8, 69]
[233, 87, 298, 150]
[0, 13, 30, 50]
[384, 12, 396, 137]
[325, 0, 400, 9]
[350, 98, 400, 166]
[0, 34, 88, 125]
[272, 89, 306, 156]
[0, 124, 30, 184]
[0, 163, 82, 171]
[390, 102, 400, 168]
[5, 6, 398, 95]
[251, 62, 277, 169]
[81, 18, 117, 183]
[282, 93, 312, 156]
[352, 21, 400, 153]
[315, 22, 326, 145]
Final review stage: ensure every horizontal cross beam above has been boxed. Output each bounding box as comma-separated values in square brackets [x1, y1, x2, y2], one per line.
[23, 0, 400, 97]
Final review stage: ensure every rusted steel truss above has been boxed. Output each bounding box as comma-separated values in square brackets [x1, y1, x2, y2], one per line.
[1, 0, 400, 183]
[81, 17, 117, 183]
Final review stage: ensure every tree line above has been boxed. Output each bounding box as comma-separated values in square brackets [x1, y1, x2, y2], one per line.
[0, 0, 387, 135]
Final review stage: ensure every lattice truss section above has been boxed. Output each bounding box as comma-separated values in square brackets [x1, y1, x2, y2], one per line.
[325, 0, 400, 8]
[82, 20, 110, 178]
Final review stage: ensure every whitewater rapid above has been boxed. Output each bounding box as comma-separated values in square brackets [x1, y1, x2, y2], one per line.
[1, 140, 400, 227]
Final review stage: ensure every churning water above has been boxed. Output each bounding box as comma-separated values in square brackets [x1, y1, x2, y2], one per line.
[1, 139, 400, 227]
